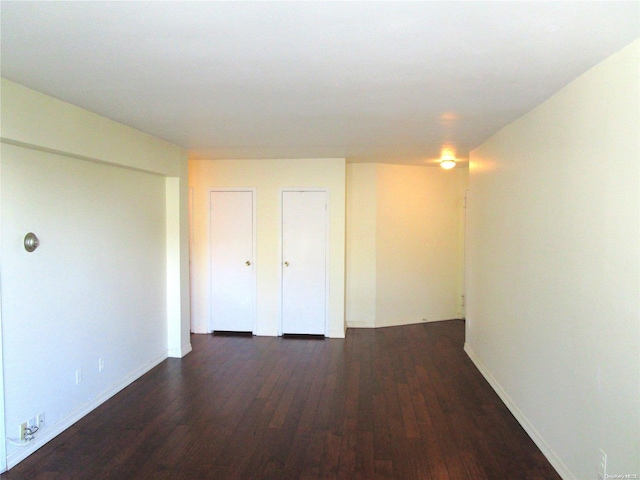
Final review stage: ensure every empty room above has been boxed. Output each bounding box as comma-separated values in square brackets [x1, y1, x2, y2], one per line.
[0, 2, 638, 479]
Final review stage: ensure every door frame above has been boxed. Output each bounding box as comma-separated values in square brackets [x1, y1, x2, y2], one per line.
[208, 188, 257, 334]
[279, 188, 330, 337]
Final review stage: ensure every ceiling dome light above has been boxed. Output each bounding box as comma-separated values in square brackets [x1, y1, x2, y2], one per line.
[440, 158, 456, 169]
[439, 146, 457, 169]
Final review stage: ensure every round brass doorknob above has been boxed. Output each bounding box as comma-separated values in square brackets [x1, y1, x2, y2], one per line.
[283, 261, 289, 267]
[245, 261, 251, 266]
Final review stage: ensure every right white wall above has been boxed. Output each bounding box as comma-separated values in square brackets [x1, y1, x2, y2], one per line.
[465, 39, 639, 479]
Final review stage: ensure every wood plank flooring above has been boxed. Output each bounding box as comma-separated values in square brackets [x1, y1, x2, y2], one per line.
[1, 321, 561, 479]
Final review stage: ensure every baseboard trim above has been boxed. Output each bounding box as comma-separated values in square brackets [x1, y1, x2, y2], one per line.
[375, 316, 462, 329]
[328, 330, 346, 339]
[346, 321, 375, 328]
[168, 342, 192, 358]
[6, 352, 168, 470]
[463, 343, 575, 480]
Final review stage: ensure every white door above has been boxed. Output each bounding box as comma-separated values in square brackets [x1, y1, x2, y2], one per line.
[281, 190, 327, 335]
[210, 190, 255, 333]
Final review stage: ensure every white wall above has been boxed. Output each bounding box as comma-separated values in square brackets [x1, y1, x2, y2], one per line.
[465, 40, 639, 479]
[346, 163, 468, 328]
[189, 158, 346, 338]
[345, 164, 377, 328]
[0, 79, 191, 469]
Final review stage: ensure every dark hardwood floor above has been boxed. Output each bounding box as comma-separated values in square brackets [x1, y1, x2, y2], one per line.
[2, 321, 561, 479]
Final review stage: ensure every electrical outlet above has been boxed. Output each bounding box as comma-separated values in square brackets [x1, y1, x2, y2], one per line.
[598, 449, 607, 480]
[76, 369, 82, 385]
[28, 417, 37, 429]
[19, 422, 27, 442]
[98, 358, 104, 372]
[37, 412, 45, 430]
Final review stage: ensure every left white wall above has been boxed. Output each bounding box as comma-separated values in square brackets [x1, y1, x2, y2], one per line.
[0, 79, 191, 469]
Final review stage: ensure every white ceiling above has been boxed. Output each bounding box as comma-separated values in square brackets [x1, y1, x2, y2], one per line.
[1, 1, 638, 165]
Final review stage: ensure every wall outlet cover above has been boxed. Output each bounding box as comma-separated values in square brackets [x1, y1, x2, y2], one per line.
[19, 422, 27, 442]
[37, 412, 45, 429]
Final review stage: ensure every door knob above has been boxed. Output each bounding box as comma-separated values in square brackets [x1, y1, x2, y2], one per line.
[24, 232, 40, 252]
[283, 261, 289, 267]
[245, 261, 251, 266]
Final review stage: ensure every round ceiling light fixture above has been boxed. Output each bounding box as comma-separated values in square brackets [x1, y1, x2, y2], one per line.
[440, 147, 456, 169]
[440, 158, 456, 169]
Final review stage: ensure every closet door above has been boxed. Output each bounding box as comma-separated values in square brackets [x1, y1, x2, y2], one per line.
[210, 190, 255, 333]
[281, 190, 327, 335]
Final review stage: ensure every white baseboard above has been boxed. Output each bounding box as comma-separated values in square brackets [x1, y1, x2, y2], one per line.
[168, 342, 192, 358]
[463, 343, 575, 480]
[346, 321, 375, 328]
[375, 316, 461, 329]
[328, 329, 346, 339]
[6, 352, 168, 470]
